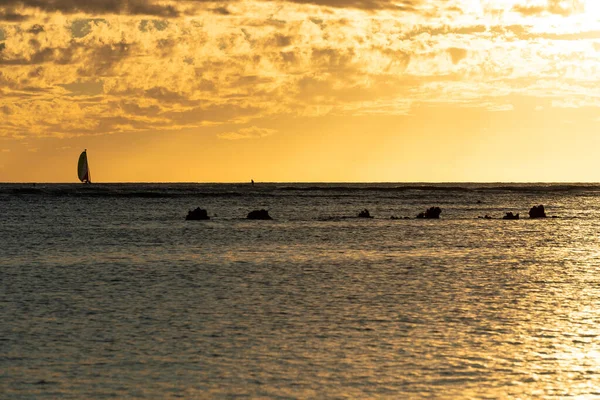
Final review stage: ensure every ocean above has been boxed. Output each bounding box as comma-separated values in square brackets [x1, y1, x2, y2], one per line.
[2, 183, 600, 398]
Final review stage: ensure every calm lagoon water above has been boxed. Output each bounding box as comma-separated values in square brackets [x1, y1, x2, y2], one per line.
[3, 183, 600, 398]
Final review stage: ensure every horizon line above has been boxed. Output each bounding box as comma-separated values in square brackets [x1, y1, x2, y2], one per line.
[2, 181, 600, 185]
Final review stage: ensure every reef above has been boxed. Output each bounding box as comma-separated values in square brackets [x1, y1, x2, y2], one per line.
[185, 207, 210, 220]
[247, 209, 273, 220]
[502, 212, 519, 220]
[416, 207, 442, 219]
[529, 205, 547, 219]
[358, 209, 373, 218]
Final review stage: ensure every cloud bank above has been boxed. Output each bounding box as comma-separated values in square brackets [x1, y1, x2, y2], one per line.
[0, 0, 599, 138]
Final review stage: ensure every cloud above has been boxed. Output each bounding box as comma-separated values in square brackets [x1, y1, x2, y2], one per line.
[0, 0, 421, 20]
[0, 0, 180, 17]
[280, 0, 418, 11]
[448, 47, 467, 64]
[218, 126, 277, 140]
[513, 0, 585, 17]
[1, 0, 600, 139]
[487, 103, 514, 112]
[211, 6, 231, 15]
[0, 8, 27, 21]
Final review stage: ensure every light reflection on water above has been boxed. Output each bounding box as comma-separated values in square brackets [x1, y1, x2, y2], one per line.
[2, 184, 600, 398]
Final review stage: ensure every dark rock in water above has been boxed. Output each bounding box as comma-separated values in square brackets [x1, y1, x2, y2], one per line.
[186, 207, 210, 220]
[390, 215, 399, 220]
[247, 209, 272, 220]
[416, 207, 442, 219]
[502, 212, 519, 220]
[478, 215, 493, 220]
[529, 205, 547, 219]
[358, 209, 373, 218]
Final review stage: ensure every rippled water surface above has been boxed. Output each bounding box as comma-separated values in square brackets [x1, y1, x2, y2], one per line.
[3, 183, 600, 398]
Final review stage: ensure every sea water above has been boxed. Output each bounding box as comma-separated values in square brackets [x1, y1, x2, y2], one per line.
[2, 183, 600, 398]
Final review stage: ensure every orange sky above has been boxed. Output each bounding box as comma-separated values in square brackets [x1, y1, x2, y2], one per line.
[1, 0, 600, 182]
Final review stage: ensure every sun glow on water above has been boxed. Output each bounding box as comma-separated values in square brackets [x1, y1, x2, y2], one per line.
[4, 183, 600, 397]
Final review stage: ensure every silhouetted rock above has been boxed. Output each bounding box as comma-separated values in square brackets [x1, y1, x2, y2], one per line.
[247, 209, 272, 220]
[478, 215, 493, 219]
[358, 209, 373, 218]
[390, 215, 399, 220]
[186, 207, 210, 220]
[416, 207, 442, 219]
[529, 205, 547, 219]
[502, 212, 519, 220]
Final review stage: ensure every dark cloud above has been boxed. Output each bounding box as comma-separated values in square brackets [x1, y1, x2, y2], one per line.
[311, 47, 356, 73]
[280, 51, 296, 64]
[211, 6, 230, 15]
[0, 8, 27, 21]
[271, 33, 292, 47]
[0, 0, 179, 17]
[60, 80, 104, 96]
[71, 19, 108, 38]
[144, 87, 195, 105]
[139, 19, 169, 31]
[281, 0, 417, 11]
[27, 24, 43, 33]
[0, 39, 132, 79]
[0, 46, 58, 65]
[119, 100, 161, 117]
[0, 0, 423, 17]
[77, 42, 133, 76]
[186, 0, 421, 12]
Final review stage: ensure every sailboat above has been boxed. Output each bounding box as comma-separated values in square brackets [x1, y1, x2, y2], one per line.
[78, 149, 92, 184]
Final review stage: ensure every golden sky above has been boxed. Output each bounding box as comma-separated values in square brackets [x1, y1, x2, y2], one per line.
[1, 0, 600, 182]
